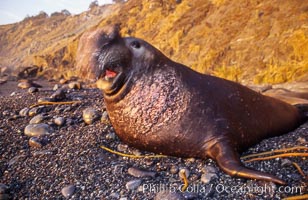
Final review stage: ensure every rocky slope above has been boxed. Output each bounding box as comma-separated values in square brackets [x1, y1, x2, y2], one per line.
[0, 0, 307, 83]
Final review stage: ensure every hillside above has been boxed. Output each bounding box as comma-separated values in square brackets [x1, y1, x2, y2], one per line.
[0, 0, 307, 84]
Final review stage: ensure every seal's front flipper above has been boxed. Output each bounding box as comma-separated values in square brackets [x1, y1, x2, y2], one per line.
[207, 141, 286, 185]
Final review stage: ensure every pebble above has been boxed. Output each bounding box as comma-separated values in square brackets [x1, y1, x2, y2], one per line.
[17, 80, 42, 89]
[28, 107, 44, 117]
[125, 179, 142, 190]
[61, 184, 76, 198]
[38, 97, 54, 103]
[19, 107, 30, 117]
[2, 110, 10, 116]
[297, 137, 306, 143]
[117, 144, 128, 152]
[29, 114, 44, 124]
[105, 132, 116, 140]
[281, 158, 292, 166]
[170, 165, 179, 174]
[17, 80, 32, 89]
[24, 123, 53, 137]
[29, 137, 43, 148]
[201, 166, 217, 184]
[68, 81, 82, 89]
[10, 92, 17, 96]
[59, 78, 68, 84]
[154, 191, 185, 200]
[128, 167, 156, 178]
[28, 87, 38, 93]
[53, 84, 61, 91]
[109, 192, 120, 198]
[101, 111, 110, 124]
[54, 117, 65, 126]
[0, 183, 9, 194]
[0, 193, 10, 200]
[50, 89, 66, 101]
[82, 107, 100, 124]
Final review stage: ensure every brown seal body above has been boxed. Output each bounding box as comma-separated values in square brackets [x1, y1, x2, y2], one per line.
[93, 27, 306, 185]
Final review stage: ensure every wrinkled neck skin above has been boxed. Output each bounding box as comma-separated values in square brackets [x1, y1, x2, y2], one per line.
[103, 60, 207, 155]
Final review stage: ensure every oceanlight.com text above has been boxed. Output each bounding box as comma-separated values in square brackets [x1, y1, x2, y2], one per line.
[142, 182, 303, 196]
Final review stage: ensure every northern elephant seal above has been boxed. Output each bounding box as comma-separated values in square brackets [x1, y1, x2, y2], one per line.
[93, 26, 307, 185]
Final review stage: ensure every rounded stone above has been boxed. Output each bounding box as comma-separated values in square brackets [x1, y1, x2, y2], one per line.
[29, 137, 43, 148]
[125, 179, 142, 190]
[24, 123, 53, 137]
[28, 107, 44, 117]
[2, 110, 10, 116]
[29, 114, 44, 124]
[0, 183, 9, 194]
[201, 166, 217, 184]
[19, 108, 30, 117]
[154, 191, 185, 200]
[128, 167, 156, 178]
[50, 89, 66, 101]
[68, 81, 82, 89]
[82, 107, 100, 124]
[170, 165, 179, 174]
[54, 117, 65, 126]
[0, 193, 10, 200]
[105, 132, 116, 140]
[100, 111, 110, 125]
[17, 81, 32, 89]
[28, 87, 38, 93]
[61, 184, 75, 198]
[59, 78, 68, 84]
[38, 97, 55, 103]
[53, 84, 61, 91]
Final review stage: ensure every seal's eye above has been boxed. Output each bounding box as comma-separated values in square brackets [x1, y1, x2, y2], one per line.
[130, 41, 141, 49]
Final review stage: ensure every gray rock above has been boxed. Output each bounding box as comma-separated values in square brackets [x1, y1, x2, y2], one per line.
[0, 183, 9, 194]
[154, 190, 185, 200]
[281, 158, 292, 166]
[29, 114, 44, 124]
[61, 184, 75, 198]
[82, 107, 100, 124]
[24, 123, 53, 137]
[201, 166, 217, 184]
[19, 107, 30, 117]
[38, 97, 55, 103]
[54, 117, 65, 126]
[59, 78, 68, 84]
[28, 87, 38, 93]
[109, 192, 120, 198]
[170, 165, 179, 174]
[29, 137, 43, 148]
[53, 84, 60, 91]
[117, 144, 128, 152]
[0, 193, 11, 200]
[2, 110, 10, 116]
[68, 81, 82, 89]
[17, 81, 32, 89]
[128, 167, 156, 178]
[105, 132, 116, 140]
[50, 89, 66, 101]
[125, 179, 142, 190]
[28, 107, 44, 117]
[101, 111, 110, 124]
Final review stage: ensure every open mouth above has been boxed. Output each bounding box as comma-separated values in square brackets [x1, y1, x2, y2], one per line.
[97, 65, 125, 94]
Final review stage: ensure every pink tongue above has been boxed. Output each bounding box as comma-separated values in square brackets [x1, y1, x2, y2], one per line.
[106, 70, 117, 78]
